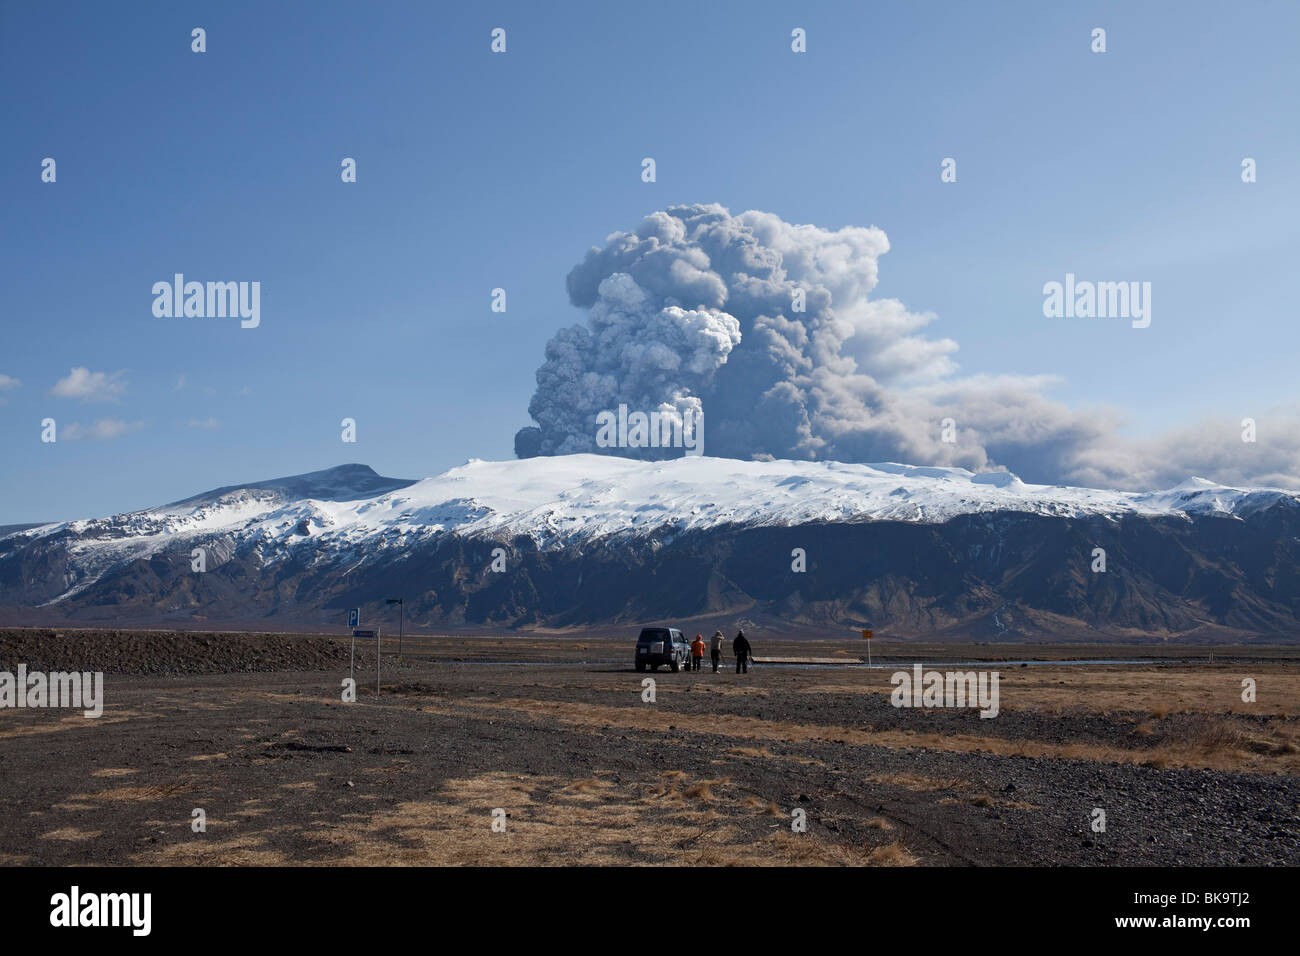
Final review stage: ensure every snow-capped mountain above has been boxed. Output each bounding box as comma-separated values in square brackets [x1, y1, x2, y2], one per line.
[3, 456, 1299, 640]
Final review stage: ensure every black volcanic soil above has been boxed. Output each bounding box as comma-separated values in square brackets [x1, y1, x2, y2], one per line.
[0, 630, 1296, 866]
[0, 628, 380, 675]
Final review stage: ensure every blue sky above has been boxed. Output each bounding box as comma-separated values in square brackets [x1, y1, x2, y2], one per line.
[2, 0, 1298, 522]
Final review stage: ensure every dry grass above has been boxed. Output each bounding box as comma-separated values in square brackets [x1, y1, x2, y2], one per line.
[151, 770, 918, 866]
[740, 795, 785, 817]
[41, 828, 102, 841]
[1183, 715, 1248, 750]
[0, 711, 146, 739]
[865, 772, 970, 792]
[150, 831, 294, 865]
[1127, 714, 1300, 768]
[73, 779, 195, 802]
[865, 840, 917, 866]
[726, 746, 775, 758]
[759, 664, 1300, 719]
[683, 778, 728, 801]
[467, 694, 1300, 775]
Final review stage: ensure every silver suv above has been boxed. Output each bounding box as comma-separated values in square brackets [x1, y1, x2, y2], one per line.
[634, 627, 691, 672]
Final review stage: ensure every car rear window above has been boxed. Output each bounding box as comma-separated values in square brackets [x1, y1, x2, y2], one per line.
[638, 629, 670, 642]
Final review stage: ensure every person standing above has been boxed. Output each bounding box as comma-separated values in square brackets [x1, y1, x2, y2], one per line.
[733, 630, 752, 674]
[710, 630, 724, 673]
[691, 634, 706, 672]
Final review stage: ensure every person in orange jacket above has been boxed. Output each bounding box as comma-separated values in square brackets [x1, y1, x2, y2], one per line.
[691, 634, 706, 671]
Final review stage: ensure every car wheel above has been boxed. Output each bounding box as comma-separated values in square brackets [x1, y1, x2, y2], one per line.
[635, 662, 645, 672]
[670, 660, 679, 672]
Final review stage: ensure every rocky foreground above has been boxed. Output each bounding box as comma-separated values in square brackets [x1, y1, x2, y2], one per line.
[0, 632, 1295, 865]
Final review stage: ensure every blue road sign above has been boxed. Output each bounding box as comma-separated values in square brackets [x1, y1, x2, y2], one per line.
[353, 629, 378, 639]
[348, 608, 360, 628]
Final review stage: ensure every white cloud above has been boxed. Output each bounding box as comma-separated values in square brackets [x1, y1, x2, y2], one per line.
[51, 367, 128, 403]
[0, 374, 20, 391]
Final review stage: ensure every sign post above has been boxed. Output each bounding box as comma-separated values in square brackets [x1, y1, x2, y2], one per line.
[348, 610, 360, 685]
[862, 628, 874, 667]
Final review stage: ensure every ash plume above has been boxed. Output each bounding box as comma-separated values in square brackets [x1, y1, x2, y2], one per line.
[516, 203, 1300, 491]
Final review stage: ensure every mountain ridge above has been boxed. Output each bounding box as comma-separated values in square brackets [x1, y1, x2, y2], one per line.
[3, 456, 1298, 641]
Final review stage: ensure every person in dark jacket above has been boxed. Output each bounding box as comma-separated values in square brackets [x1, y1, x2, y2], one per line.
[733, 630, 753, 674]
